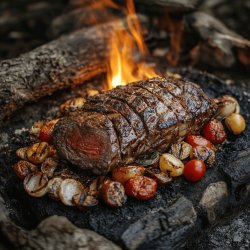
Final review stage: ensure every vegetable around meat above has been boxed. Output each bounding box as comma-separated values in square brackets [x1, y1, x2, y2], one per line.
[73, 194, 99, 210]
[202, 119, 227, 144]
[102, 180, 127, 207]
[38, 119, 59, 143]
[125, 176, 157, 201]
[13, 160, 37, 180]
[112, 166, 145, 185]
[170, 142, 192, 160]
[190, 146, 216, 166]
[26, 142, 50, 164]
[159, 153, 184, 177]
[185, 134, 213, 148]
[214, 95, 240, 119]
[24, 172, 49, 197]
[184, 159, 206, 182]
[225, 113, 246, 135]
[145, 168, 172, 185]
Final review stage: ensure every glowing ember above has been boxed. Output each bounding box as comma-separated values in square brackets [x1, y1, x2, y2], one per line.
[107, 0, 158, 89]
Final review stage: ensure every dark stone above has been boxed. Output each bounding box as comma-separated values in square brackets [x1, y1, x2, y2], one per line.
[199, 181, 228, 223]
[238, 183, 250, 200]
[0, 196, 120, 250]
[121, 196, 197, 250]
[21, 216, 121, 250]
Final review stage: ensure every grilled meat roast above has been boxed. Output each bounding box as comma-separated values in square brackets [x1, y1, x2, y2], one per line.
[53, 77, 218, 175]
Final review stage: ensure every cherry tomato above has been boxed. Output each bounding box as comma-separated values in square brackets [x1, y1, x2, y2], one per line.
[102, 180, 127, 208]
[185, 134, 212, 148]
[112, 165, 145, 185]
[125, 176, 157, 201]
[202, 119, 227, 144]
[39, 131, 52, 143]
[38, 119, 58, 143]
[184, 159, 206, 182]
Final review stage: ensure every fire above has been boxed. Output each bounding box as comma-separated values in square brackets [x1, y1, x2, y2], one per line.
[107, 0, 158, 89]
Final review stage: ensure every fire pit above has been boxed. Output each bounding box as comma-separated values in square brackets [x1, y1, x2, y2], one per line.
[0, 0, 250, 249]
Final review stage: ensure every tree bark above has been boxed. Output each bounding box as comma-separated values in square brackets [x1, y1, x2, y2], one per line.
[0, 15, 148, 124]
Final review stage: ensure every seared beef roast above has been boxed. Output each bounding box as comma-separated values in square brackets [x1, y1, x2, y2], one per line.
[53, 77, 217, 175]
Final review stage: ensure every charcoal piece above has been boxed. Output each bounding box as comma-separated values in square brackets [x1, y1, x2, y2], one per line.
[121, 196, 197, 250]
[221, 149, 250, 190]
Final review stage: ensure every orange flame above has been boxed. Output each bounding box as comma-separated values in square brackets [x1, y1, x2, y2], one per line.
[107, 0, 158, 89]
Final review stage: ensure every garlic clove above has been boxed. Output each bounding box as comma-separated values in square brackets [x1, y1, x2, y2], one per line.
[59, 179, 84, 206]
[159, 153, 184, 177]
[24, 172, 48, 197]
[47, 177, 63, 200]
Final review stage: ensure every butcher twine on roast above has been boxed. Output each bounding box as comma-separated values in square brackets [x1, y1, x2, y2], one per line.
[53, 77, 218, 175]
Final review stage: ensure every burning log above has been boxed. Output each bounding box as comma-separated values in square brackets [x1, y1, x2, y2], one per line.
[53, 77, 217, 175]
[0, 15, 148, 123]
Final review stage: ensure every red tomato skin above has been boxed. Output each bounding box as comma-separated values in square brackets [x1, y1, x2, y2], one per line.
[39, 131, 52, 143]
[202, 120, 227, 145]
[125, 176, 157, 201]
[38, 120, 58, 143]
[185, 134, 212, 148]
[184, 159, 206, 182]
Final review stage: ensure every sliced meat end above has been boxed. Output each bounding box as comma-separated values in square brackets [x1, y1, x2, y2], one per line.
[53, 114, 118, 175]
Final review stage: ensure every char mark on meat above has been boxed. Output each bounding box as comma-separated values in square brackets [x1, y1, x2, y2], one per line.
[53, 77, 217, 175]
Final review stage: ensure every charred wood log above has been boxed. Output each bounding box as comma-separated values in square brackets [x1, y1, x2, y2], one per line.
[199, 0, 250, 40]
[134, 0, 200, 13]
[0, 15, 148, 124]
[121, 196, 197, 250]
[185, 12, 250, 68]
[222, 149, 250, 192]
[68, 0, 200, 13]
[48, 6, 124, 39]
[69, 0, 201, 14]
